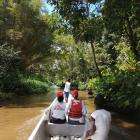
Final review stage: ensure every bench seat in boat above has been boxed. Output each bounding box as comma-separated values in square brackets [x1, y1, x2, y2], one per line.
[47, 122, 86, 137]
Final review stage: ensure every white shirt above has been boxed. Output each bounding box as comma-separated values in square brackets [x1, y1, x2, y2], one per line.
[90, 109, 111, 140]
[50, 101, 66, 120]
[64, 81, 71, 92]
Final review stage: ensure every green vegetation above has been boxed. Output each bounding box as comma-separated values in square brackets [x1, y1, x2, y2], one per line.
[86, 40, 140, 110]
[0, 0, 140, 112]
[0, 0, 52, 96]
[0, 44, 22, 93]
[48, 0, 140, 111]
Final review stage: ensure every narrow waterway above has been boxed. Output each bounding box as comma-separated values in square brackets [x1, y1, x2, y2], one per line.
[0, 91, 140, 140]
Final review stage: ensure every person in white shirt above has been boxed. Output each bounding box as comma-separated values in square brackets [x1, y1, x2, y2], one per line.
[64, 79, 71, 102]
[50, 91, 66, 124]
[66, 90, 87, 125]
[86, 94, 111, 140]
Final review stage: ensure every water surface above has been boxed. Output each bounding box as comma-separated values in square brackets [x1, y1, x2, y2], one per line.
[0, 91, 140, 140]
[0, 94, 51, 140]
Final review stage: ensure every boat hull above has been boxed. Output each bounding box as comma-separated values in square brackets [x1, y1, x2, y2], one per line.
[28, 96, 87, 140]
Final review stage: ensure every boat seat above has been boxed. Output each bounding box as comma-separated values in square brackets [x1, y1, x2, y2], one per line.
[47, 122, 85, 137]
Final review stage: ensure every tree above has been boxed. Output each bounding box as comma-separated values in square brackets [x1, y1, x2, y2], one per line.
[49, 0, 104, 78]
[0, 0, 53, 68]
[102, 0, 140, 59]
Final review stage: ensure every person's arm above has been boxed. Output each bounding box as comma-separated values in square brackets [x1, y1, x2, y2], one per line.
[109, 112, 111, 128]
[65, 101, 71, 115]
[86, 116, 96, 137]
[49, 103, 55, 118]
[65, 101, 71, 121]
[82, 101, 87, 116]
[69, 82, 71, 91]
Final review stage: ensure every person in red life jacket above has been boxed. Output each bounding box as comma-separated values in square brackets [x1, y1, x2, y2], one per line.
[66, 90, 87, 125]
[49, 91, 66, 124]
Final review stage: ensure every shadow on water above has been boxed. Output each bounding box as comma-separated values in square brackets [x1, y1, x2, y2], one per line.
[110, 112, 140, 140]
[0, 92, 56, 108]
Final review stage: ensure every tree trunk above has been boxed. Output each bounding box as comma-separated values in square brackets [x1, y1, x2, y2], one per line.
[90, 41, 102, 78]
[3, 0, 8, 8]
[125, 16, 139, 60]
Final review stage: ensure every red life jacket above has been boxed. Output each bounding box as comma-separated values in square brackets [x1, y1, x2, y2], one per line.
[69, 99, 82, 118]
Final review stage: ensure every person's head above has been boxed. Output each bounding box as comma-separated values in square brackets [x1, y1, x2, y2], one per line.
[94, 94, 105, 109]
[67, 79, 71, 82]
[56, 91, 64, 102]
[72, 90, 79, 99]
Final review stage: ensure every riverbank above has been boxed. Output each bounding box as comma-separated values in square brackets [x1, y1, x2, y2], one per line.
[0, 92, 45, 107]
[0, 92, 22, 107]
[0, 83, 56, 107]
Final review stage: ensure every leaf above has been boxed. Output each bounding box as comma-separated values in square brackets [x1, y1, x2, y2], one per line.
[124, 100, 129, 107]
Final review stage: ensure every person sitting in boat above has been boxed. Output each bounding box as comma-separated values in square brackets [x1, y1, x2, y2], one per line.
[66, 90, 87, 125]
[86, 94, 111, 140]
[49, 91, 66, 124]
[63, 79, 71, 102]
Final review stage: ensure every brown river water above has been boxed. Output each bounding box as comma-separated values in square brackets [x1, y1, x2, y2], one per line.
[0, 91, 140, 140]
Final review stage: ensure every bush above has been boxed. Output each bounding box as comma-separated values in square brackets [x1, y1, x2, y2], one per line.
[0, 92, 15, 100]
[0, 44, 23, 92]
[0, 44, 50, 95]
[71, 81, 79, 90]
[78, 81, 87, 90]
[87, 40, 140, 111]
[87, 71, 140, 110]
[20, 77, 49, 94]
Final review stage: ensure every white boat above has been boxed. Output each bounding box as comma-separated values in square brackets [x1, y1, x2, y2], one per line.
[28, 95, 88, 140]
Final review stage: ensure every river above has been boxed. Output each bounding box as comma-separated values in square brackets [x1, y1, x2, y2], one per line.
[0, 91, 140, 140]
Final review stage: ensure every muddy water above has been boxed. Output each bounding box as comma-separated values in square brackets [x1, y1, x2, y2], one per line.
[0, 94, 52, 140]
[0, 91, 140, 140]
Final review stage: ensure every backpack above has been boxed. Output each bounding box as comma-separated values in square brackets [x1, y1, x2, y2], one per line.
[69, 100, 82, 118]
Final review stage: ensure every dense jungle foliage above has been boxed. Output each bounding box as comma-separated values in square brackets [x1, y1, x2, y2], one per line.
[0, 0, 140, 111]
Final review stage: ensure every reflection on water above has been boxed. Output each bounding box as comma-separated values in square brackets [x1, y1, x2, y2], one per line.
[0, 91, 140, 140]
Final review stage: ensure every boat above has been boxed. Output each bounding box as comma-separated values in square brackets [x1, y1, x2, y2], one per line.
[28, 95, 88, 140]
